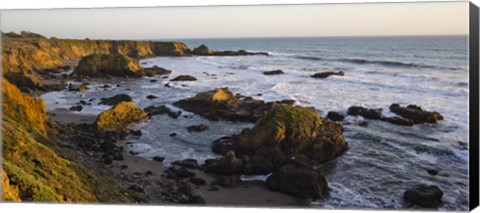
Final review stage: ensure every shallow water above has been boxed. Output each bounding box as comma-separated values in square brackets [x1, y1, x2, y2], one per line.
[41, 36, 469, 210]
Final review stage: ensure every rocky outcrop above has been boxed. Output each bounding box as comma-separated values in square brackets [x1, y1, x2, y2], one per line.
[390, 104, 443, 124]
[191, 44, 268, 56]
[173, 88, 291, 123]
[311, 71, 345, 79]
[171, 75, 197, 81]
[263, 70, 284, 75]
[404, 184, 443, 208]
[95, 101, 147, 132]
[266, 162, 329, 199]
[206, 103, 347, 174]
[99, 94, 133, 105]
[3, 71, 46, 93]
[153, 42, 191, 56]
[347, 104, 442, 126]
[326, 111, 345, 121]
[71, 53, 143, 78]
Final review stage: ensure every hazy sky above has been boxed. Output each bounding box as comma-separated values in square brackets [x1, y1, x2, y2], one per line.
[0, 1, 469, 39]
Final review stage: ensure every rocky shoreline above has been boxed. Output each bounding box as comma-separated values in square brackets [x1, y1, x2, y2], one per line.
[1, 31, 447, 209]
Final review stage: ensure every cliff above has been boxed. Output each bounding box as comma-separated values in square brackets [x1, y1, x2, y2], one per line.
[1, 79, 135, 202]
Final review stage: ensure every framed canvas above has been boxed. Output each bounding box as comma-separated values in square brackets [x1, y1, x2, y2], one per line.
[0, 1, 479, 212]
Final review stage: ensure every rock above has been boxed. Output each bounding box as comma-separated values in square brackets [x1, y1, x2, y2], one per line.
[71, 53, 144, 78]
[171, 75, 197, 81]
[263, 70, 284, 75]
[311, 71, 345, 79]
[120, 165, 128, 170]
[95, 101, 147, 132]
[150, 79, 158, 83]
[347, 106, 383, 120]
[172, 159, 199, 170]
[112, 150, 124, 161]
[186, 195, 206, 204]
[390, 104, 443, 124]
[173, 88, 269, 122]
[164, 83, 171, 88]
[404, 184, 443, 208]
[326, 111, 345, 121]
[203, 151, 245, 175]
[68, 84, 89, 92]
[145, 171, 153, 176]
[186, 124, 209, 132]
[130, 130, 142, 136]
[144, 105, 180, 118]
[100, 84, 111, 89]
[99, 94, 133, 105]
[359, 121, 368, 127]
[166, 167, 195, 178]
[128, 184, 146, 193]
[102, 155, 113, 164]
[69, 105, 83, 112]
[146, 95, 158, 99]
[153, 156, 165, 162]
[212, 175, 241, 188]
[100, 141, 116, 153]
[266, 162, 329, 199]
[209, 104, 347, 174]
[426, 169, 439, 176]
[143, 65, 172, 76]
[153, 42, 191, 56]
[169, 133, 177, 137]
[190, 177, 207, 186]
[381, 116, 414, 126]
[208, 186, 219, 191]
[4, 71, 46, 93]
[192, 44, 213, 55]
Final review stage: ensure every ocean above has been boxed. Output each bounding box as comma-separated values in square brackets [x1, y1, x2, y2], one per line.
[40, 36, 469, 210]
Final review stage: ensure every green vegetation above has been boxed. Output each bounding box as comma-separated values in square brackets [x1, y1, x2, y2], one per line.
[72, 53, 143, 77]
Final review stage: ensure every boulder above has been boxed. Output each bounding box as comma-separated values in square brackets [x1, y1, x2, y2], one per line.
[263, 70, 284, 75]
[186, 124, 209, 132]
[69, 105, 83, 112]
[171, 75, 197, 81]
[404, 184, 443, 208]
[71, 53, 143, 78]
[99, 94, 133, 105]
[203, 151, 245, 175]
[190, 177, 207, 186]
[266, 162, 329, 199]
[143, 66, 172, 76]
[153, 156, 165, 162]
[347, 106, 383, 120]
[326, 111, 345, 121]
[144, 105, 180, 118]
[146, 95, 158, 100]
[311, 71, 345, 79]
[68, 84, 89, 92]
[390, 104, 443, 124]
[212, 175, 241, 188]
[192, 44, 213, 55]
[173, 88, 271, 122]
[172, 159, 200, 170]
[95, 101, 147, 132]
[207, 104, 347, 174]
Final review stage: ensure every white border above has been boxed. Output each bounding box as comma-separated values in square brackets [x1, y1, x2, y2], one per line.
[0, 0, 478, 213]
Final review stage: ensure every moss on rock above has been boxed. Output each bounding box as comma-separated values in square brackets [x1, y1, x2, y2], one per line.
[95, 101, 147, 132]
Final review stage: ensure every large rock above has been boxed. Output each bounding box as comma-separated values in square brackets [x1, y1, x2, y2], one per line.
[173, 88, 278, 122]
[143, 65, 172, 76]
[95, 101, 147, 132]
[347, 106, 383, 120]
[153, 42, 191, 56]
[99, 94, 133, 105]
[4, 71, 46, 93]
[207, 103, 347, 174]
[263, 70, 284, 75]
[71, 53, 143, 78]
[390, 104, 443, 124]
[266, 162, 329, 199]
[192, 44, 213, 55]
[404, 184, 443, 208]
[171, 75, 197, 81]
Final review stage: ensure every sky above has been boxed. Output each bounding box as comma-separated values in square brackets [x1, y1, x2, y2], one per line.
[0, 1, 469, 39]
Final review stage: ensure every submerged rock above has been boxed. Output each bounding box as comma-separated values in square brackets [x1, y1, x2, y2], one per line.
[95, 101, 147, 132]
[144, 105, 180, 118]
[311, 71, 345, 79]
[186, 124, 209, 132]
[99, 94, 133, 105]
[266, 162, 329, 199]
[143, 65, 172, 76]
[404, 184, 443, 208]
[390, 104, 443, 124]
[69, 105, 83, 112]
[263, 70, 284, 75]
[347, 106, 383, 120]
[171, 75, 197, 81]
[71, 53, 144, 78]
[207, 103, 347, 174]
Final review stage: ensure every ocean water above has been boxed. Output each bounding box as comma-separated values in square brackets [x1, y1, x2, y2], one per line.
[40, 36, 469, 210]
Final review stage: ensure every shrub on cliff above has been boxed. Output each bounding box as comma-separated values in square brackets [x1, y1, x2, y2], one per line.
[95, 101, 147, 132]
[71, 53, 143, 78]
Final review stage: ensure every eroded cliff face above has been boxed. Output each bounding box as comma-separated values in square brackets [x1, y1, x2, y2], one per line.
[1, 32, 191, 91]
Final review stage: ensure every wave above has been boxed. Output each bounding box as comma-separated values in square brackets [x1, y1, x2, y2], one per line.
[291, 55, 463, 70]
